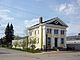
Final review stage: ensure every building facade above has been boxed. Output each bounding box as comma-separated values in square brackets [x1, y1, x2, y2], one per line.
[28, 17, 68, 50]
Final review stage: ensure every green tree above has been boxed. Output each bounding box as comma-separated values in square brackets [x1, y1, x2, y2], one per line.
[5, 23, 14, 48]
[25, 36, 28, 49]
[13, 41, 18, 48]
[21, 40, 27, 49]
[29, 38, 36, 50]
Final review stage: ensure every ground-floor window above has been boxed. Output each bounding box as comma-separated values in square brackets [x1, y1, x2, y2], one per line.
[61, 38, 64, 44]
[47, 37, 51, 45]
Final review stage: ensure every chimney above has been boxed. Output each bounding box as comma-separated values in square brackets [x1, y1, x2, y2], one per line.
[39, 17, 43, 23]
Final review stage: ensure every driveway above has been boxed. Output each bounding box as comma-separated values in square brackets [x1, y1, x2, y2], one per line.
[0, 48, 80, 60]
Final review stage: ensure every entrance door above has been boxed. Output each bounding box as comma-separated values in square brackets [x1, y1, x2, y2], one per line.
[55, 38, 58, 47]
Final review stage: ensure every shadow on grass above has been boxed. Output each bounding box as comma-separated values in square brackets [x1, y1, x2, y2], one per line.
[9, 48, 41, 53]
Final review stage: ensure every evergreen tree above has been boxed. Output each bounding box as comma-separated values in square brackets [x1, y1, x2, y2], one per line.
[5, 23, 14, 47]
[10, 23, 14, 40]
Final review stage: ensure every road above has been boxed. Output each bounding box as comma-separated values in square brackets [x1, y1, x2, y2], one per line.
[0, 48, 80, 60]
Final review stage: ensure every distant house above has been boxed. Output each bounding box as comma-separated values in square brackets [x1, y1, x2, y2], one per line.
[66, 33, 80, 50]
[12, 36, 28, 49]
[28, 17, 68, 50]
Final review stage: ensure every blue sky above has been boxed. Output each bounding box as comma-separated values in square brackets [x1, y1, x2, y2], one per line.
[0, 0, 80, 37]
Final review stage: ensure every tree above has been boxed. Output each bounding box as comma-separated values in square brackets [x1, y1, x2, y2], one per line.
[13, 41, 18, 48]
[5, 23, 14, 48]
[24, 28, 29, 49]
[29, 37, 36, 50]
[21, 40, 26, 49]
[26, 37, 28, 49]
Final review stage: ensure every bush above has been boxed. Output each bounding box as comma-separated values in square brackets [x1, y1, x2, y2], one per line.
[26, 48, 41, 53]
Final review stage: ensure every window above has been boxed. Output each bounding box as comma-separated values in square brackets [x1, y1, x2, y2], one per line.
[47, 37, 51, 45]
[47, 29, 52, 34]
[61, 30, 64, 35]
[54, 29, 58, 34]
[35, 31, 36, 35]
[61, 38, 64, 44]
[38, 30, 39, 34]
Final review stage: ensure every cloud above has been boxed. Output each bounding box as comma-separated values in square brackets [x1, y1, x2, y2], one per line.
[0, 9, 14, 26]
[24, 18, 39, 27]
[0, 9, 14, 21]
[76, 0, 80, 6]
[55, 0, 80, 35]
[56, 3, 75, 15]
[0, 9, 14, 38]
[56, 0, 80, 20]
[0, 9, 10, 13]
[67, 23, 80, 36]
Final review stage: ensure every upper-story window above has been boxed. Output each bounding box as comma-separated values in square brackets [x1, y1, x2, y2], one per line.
[47, 29, 52, 34]
[54, 29, 58, 34]
[61, 30, 64, 35]
[35, 31, 36, 35]
[38, 30, 39, 34]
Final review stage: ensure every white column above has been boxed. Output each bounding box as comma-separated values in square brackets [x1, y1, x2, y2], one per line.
[43, 26, 46, 49]
[64, 30, 67, 48]
[51, 29, 54, 48]
[39, 25, 42, 49]
[58, 29, 61, 47]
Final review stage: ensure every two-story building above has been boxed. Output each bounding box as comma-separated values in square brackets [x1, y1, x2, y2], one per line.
[28, 17, 68, 50]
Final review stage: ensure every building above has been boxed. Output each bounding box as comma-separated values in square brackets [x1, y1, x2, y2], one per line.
[66, 33, 80, 50]
[28, 17, 68, 50]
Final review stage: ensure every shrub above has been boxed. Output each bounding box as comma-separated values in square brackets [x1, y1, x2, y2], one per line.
[13, 41, 18, 48]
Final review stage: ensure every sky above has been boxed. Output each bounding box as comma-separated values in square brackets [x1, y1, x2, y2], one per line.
[0, 0, 80, 37]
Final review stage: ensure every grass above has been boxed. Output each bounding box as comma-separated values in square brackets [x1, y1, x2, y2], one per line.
[9, 48, 41, 53]
[1, 45, 41, 53]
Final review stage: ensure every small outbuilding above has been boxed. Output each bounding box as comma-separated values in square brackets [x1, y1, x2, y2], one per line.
[66, 33, 80, 51]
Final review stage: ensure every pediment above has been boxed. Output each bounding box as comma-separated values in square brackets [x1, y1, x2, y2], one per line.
[45, 18, 68, 27]
[47, 20, 63, 26]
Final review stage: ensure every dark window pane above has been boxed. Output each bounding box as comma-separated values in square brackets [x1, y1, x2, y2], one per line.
[61, 38, 64, 44]
[61, 30, 64, 35]
[54, 29, 58, 34]
[47, 29, 52, 34]
[47, 37, 51, 45]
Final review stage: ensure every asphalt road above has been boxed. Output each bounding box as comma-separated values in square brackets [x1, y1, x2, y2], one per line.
[0, 48, 80, 60]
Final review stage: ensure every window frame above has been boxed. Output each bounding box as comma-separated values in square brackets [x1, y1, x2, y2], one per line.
[61, 38, 64, 44]
[47, 29, 52, 34]
[54, 29, 58, 34]
[61, 30, 64, 35]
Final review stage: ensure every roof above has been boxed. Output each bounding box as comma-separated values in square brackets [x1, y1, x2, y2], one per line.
[66, 40, 80, 44]
[28, 17, 68, 29]
[67, 35, 80, 41]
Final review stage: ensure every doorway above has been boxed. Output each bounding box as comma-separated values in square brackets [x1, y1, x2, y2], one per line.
[55, 38, 58, 47]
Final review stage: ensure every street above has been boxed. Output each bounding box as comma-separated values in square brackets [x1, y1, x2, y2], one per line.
[0, 48, 80, 60]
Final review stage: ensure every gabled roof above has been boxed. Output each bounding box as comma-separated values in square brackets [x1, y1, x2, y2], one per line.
[28, 17, 68, 29]
[43, 17, 68, 27]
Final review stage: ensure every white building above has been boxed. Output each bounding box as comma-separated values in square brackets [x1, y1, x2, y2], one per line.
[28, 17, 68, 50]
